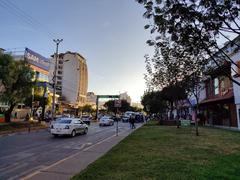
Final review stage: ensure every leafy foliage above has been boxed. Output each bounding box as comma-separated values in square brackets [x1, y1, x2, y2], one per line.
[79, 104, 95, 114]
[104, 100, 132, 113]
[137, 0, 240, 86]
[0, 53, 34, 122]
[141, 91, 167, 114]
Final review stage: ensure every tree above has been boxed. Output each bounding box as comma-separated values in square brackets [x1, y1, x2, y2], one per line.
[0, 53, 34, 122]
[137, 0, 240, 86]
[25, 86, 51, 109]
[181, 72, 203, 136]
[143, 36, 206, 133]
[141, 91, 167, 114]
[104, 100, 131, 113]
[79, 104, 95, 114]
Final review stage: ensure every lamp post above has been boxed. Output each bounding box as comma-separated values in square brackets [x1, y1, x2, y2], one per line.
[51, 39, 63, 121]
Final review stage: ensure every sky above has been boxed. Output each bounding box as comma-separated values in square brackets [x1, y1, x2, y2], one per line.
[0, 0, 153, 103]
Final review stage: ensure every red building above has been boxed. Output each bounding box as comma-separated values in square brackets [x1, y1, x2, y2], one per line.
[200, 63, 238, 127]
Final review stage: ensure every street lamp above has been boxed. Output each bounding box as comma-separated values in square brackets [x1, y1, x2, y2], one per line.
[51, 39, 63, 121]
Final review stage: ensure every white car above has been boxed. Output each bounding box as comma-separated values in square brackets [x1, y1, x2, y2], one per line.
[50, 118, 88, 137]
[81, 115, 92, 125]
[99, 116, 114, 126]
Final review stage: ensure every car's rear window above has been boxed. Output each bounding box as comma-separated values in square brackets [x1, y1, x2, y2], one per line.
[58, 119, 72, 124]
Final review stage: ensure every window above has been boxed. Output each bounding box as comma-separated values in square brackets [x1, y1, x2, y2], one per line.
[58, 119, 72, 124]
[214, 78, 219, 95]
[205, 80, 212, 98]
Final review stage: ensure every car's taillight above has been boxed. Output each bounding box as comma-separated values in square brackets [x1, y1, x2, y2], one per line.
[64, 125, 70, 129]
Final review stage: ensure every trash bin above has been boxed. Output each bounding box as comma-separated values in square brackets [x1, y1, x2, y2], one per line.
[0, 114, 5, 123]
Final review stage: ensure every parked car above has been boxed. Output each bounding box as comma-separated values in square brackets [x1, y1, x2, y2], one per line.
[99, 116, 114, 126]
[50, 118, 88, 137]
[81, 115, 92, 125]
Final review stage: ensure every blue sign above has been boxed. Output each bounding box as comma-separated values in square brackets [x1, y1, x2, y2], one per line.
[24, 48, 50, 71]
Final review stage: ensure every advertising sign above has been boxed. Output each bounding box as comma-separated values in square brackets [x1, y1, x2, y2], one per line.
[24, 48, 50, 71]
[181, 119, 191, 127]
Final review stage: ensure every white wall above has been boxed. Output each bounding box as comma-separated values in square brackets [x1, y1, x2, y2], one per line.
[230, 51, 240, 128]
[231, 51, 240, 104]
[62, 54, 79, 105]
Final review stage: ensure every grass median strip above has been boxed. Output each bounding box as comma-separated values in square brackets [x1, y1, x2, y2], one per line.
[0, 121, 46, 134]
[72, 121, 240, 180]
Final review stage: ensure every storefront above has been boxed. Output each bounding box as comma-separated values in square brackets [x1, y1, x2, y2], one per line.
[200, 90, 237, 127]
[24, 48, 50, 82]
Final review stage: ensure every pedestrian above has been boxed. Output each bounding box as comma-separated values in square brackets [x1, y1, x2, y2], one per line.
[25, 113, 30, 121]
[129, 115, 133, 129]
[132, 115, 136, 129]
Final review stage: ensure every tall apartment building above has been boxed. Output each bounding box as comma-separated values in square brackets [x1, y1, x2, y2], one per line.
[50, 51, 88, 108]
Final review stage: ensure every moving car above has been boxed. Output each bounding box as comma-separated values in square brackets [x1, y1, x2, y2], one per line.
[99, 116, 114, 126]
[81, 115, 92, 125]
[50, 118, 88, 137]
[122, 115, 130, 122]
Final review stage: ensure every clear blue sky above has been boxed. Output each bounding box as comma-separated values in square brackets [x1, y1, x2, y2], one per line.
[0, 0, 153, 102]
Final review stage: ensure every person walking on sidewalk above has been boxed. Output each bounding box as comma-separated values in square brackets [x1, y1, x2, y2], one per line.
[132, 116, 136, 129]
[129, 115, 136, 129]
[129, 115, 135, 129]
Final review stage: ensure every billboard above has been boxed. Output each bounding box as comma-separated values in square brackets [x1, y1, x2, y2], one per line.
[24, 48, 50, 71]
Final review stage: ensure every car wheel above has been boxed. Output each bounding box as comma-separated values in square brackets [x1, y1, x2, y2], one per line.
[84, 128, 88, 134]
[71, 130, 76, 137]
[53, 134, 58, 138]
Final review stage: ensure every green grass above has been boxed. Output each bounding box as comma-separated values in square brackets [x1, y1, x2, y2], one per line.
[72, 122, 240, 180]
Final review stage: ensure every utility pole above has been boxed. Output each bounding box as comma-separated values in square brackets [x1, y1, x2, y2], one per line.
[51, 39, 63, 121]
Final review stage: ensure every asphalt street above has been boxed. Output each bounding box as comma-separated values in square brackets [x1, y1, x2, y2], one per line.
[0, 121, 135, 180]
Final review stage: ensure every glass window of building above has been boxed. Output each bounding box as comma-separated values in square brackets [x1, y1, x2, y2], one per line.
[214, 78, 219, 95]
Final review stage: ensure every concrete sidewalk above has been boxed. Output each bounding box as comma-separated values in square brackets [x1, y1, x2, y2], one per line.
[23, 124, 143, 180]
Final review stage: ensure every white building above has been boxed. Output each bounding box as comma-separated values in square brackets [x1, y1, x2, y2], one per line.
[49, 51, 88, 108]
[86, 92, 97, 108]
[119, 92, 131, 105]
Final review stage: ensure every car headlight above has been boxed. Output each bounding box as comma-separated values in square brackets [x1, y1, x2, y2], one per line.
[64, 125, 70, 129]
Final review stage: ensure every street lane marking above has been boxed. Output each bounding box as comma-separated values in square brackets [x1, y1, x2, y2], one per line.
[21, 134, 118, 180]
[82, 133, 121, 152]
[21, 126, 132, 180]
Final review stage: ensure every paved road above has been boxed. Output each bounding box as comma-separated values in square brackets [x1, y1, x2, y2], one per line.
[0, 122, 135, 180]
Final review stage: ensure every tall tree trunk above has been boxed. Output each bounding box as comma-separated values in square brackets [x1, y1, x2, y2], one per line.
[195, 103, 199, 136]
[4, 104, 15, 122]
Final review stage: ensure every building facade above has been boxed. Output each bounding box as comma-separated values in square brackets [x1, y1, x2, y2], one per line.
[119, 92, 131, 105]
[1, 47, 51, 119]
[86, 92, 97, 108]
[184, 36, 240, 128]
[12, 48, 50, 83]
[200, 63, 237, 127]
[49, 51, 88, 108]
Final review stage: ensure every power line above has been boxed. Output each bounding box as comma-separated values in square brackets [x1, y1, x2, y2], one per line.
[0, 0, 56, 39]
[3, 0, 56, 38]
